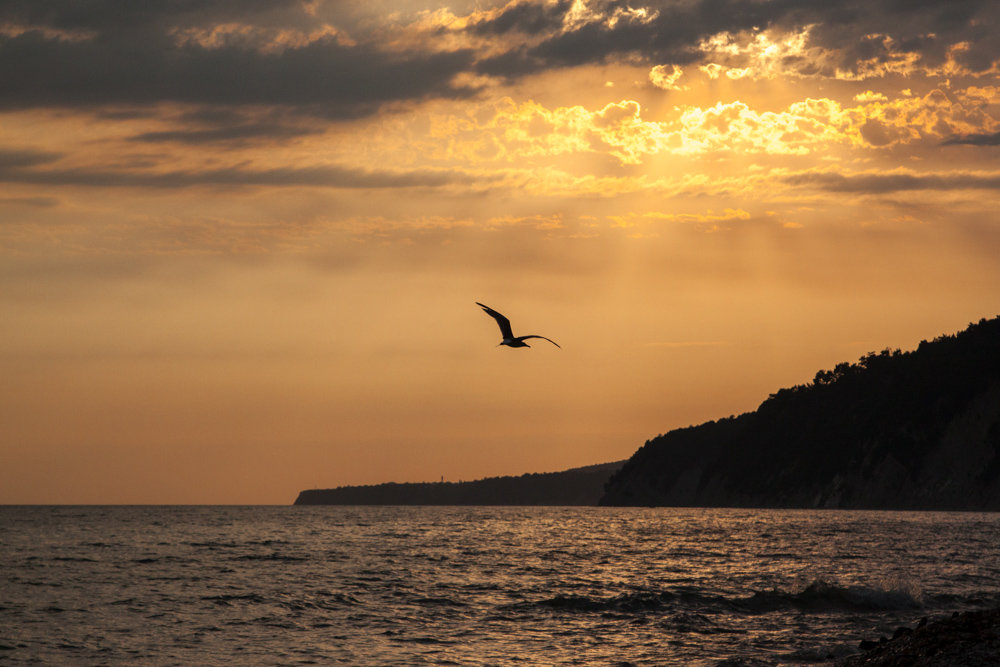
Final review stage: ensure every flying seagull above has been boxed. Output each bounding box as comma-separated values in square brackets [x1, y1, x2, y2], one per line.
[476, 302, 560, 348]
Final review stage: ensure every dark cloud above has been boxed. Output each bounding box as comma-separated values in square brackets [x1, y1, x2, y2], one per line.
[0, 155, 480, 190]
[471, 0, 572, 36]
[769, 0, 998, 77]
[178, 108, 255, 125]
[128, 106, 326, 144]
[129, 123, 322, 146]
[96, 109, 161, 120]
[1, 0, 997, 117]
[0, 0, 303, 33]
[0, 32, 478, 118]
[477, 0, 754, 77]
[528, 17, 658, 68]
[0, 1, 478, 118]
[475, 47, 544, 79]
[942, 131, 1000, 147]
[471, 0, 1000, 80]
[0, 148, 63, 169]
[0, 196, 59, 208]
[784, 171, 1000, 193]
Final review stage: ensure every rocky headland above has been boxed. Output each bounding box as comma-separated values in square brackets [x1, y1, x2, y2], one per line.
[601, 316, 1000, 509]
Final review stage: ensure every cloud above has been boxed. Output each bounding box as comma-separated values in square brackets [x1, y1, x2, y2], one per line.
[0, 2, 478, 118]
[469, 0, 999, 82]
[695, 26, 833, 81]
[428, 84, 1000, 167]
[610, 208, 752, 232]
[129, 122, 322, 145]
[942, 131, 1000, 146]
[470, 0, 574, 36]
[0, 148, 63, 169]
[647, 209, 752, 224]
[783, 169, 1000, 193]
[0, 155, 482, 190]
[0, 1, 301, 31]
[0, 196, 59, 208]
[2, 0, 999, 119]
[431, 96, 849, 165]
[648, 64, 686, 90]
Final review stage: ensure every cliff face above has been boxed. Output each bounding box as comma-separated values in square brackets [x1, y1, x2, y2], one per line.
[601, 316, 1000, 509]
[295, 461, 624, 506]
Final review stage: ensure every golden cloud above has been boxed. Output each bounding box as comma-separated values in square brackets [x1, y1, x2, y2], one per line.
[697, 27, 834, 81]
[610, 208, 752, 233]
[649, 64, 687, 91]
[424, 83, 1000, 166]
[957, 86, 1000, 105]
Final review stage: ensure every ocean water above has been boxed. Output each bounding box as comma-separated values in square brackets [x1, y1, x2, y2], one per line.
[2, 506, 999, 666]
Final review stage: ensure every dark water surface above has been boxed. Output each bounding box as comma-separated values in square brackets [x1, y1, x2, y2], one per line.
[2, 506, 999, 665]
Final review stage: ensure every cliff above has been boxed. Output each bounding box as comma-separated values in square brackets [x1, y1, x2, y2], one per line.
[295, 461, 624, 506]
[601, 316, 1000, 509]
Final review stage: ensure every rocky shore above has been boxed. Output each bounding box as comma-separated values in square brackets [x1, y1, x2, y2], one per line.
[836, 608, 1000, 666]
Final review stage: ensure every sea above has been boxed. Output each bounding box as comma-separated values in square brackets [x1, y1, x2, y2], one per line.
[2, 506, 999, 666]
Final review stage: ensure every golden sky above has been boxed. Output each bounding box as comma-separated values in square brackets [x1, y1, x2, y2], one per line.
[2, 0, 999, 503]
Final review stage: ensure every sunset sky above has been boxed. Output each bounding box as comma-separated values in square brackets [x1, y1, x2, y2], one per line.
[3, 0, 999, 504]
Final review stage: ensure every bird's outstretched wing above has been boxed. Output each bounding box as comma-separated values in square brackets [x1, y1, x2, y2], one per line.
[520, 335, 561, 348]
[476, 302, 514, 339]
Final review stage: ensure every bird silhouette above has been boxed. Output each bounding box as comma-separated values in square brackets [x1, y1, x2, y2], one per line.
[476, 302, 560, 348]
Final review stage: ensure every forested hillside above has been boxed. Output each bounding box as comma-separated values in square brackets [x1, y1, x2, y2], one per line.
[601, 316, 1000, 509]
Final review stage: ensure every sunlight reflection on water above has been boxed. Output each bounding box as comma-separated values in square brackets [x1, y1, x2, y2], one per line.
[2, 506, 999, 665]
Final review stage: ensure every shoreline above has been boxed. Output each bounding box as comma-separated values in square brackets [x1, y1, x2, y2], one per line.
[833, 608, 1000, 666]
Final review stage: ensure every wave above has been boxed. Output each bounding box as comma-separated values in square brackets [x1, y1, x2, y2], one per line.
[535, 591, 678, 613]
[231, 552, 308, 562]
[202, 591, 361, 610]
[513, 579, 921, 617]
[741, 579, 922, 613]
[284, 593, 361, 610]
[511, 590, 714, 615]
[202, 593, 269, 606]
[413, 596, 470, 607]
[131, 555, 198, 564]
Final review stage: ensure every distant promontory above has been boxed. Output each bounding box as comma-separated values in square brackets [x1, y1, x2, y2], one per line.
[294, 461, 624, 506]
[601, 316, 1000, 509]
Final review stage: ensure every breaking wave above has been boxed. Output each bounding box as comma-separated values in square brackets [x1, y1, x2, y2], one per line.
[518, 579, 921, 616]
[741, 579, 922, 612]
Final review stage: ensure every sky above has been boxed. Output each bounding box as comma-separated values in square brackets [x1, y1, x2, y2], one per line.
[2, 0, 999, 504]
